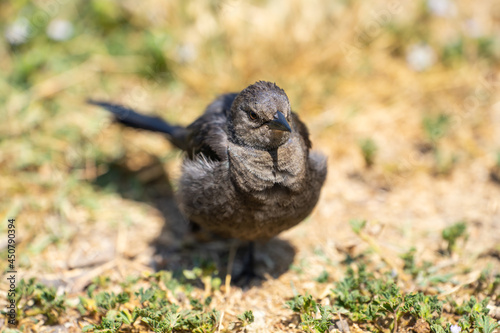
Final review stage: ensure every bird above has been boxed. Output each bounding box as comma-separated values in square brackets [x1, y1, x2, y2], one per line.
[89, 81, 327, 277]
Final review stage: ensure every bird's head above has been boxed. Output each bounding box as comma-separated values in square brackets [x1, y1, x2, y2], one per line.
[228, 81, 293, 150]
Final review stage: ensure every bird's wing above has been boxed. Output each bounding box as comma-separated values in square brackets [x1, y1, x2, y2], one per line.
[292, 112, 312, 150]
[185, 93, 237, 161]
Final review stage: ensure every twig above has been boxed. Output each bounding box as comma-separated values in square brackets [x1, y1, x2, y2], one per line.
[217, 310, 225, 333]
[71, 259, 118, 292]
[225, 240, 238, 296]
[357, 230, 411, 282]
[439, 270, 482, 297]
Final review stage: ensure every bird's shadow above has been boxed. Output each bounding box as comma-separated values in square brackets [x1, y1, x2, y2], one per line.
[92, 153, 296, 287]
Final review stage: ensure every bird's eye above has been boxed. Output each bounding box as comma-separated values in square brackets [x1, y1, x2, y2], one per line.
[248, 111, 258, 121]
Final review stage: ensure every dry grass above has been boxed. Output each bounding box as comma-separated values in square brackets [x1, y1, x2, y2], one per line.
[1, 0, 500, 332]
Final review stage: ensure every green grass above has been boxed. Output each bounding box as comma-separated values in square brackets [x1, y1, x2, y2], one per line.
[6, 256, 499, 333]
[288, 267, 499, 333]
[4, 221, 499, 332]
[359, 138, 378, 168]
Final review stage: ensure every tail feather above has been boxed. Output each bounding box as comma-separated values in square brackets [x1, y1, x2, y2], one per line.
[88, 100, 189, 151]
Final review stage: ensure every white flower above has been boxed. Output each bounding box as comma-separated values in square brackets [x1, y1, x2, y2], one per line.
[4, 18, 30, 45]
[450, 324, 461, 333]
[463, 19, 483, 38]
[176, 43, 197, 64]
[46, 19, 73, 41]
[406, 43, 436, 72]
[427, 0, 455, 17]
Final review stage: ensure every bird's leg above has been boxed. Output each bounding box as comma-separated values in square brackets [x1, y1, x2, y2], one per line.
[234, 241, 264, 285]
[243, 241, 256, 275]
[189, 221, 201, 233]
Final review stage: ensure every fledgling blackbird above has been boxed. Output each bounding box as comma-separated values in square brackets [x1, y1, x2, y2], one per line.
[89, 81, 327, 242]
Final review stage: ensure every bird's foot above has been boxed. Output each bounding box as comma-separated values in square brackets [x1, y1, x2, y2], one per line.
[232, 242, 265, 286]
[233, 265, 265, 286]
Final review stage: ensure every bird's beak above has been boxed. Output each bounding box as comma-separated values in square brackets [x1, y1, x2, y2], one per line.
[267, 111, 292, 132]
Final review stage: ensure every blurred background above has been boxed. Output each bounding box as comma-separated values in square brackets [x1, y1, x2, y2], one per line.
[1, 0, 500, 330]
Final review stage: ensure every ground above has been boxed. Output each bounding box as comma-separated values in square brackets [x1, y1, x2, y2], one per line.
[0, 0, 500, 332]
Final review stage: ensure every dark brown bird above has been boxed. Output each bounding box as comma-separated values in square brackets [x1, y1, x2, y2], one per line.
[89, 81, 327, 241]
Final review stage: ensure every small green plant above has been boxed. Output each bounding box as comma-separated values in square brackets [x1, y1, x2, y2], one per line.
[230, 310, 255, 330]
[237, 310, 255, 324]
[423, 113, 450, 144]
[286, 294, 335, 332]
[290, 258, 309, 275]
[451, 297, 499, 333]
[349, 219, 367, 235]
[182, 262, 222, 292]
[401, 247, 419, 277]
[490, 274, 500, 298]
[10, 278, 66, 324]
[442, 221, 468, 255]
[93, 291, 130, 312]
[288, 263, 499, 333]
[286, 294, 318, 317]
[75, 272, 224, 333]
[83, 311, 125, 333]
[454, 296, 489, 317]
[139, 311, 182, 333]
[400, 247, 452, 286]
[315, 270, 329, 283]
[422, 114, 458, 175]
[135, 287, 157, 305]
[474, 314, 500, 333]
[359, 138, 378, 168]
